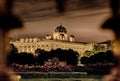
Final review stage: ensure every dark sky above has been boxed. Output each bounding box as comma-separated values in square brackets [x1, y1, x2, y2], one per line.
[9, 0, 114, 42]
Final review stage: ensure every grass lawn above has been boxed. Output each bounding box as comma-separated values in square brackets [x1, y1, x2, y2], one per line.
[20, 78, 102, 81]
[18, 72, 102, 81]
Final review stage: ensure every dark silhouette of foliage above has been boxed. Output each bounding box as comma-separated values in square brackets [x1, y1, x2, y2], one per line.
[35, 48, 79, 65]
[81, 57, 89, 64]
[8, 44, 35, 65]
[35, 49, 47, 65]
[18, 52, 35, 65]
[8, 47, 79, 66]
[81, 50, 117, 66]
[7, 44, 19, 65]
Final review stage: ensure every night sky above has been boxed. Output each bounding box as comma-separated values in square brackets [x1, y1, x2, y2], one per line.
[9, 0, 114, 42]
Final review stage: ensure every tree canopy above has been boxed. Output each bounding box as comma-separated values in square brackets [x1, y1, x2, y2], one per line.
[8, 46, 79, 66]
[81, 50, 117, 66]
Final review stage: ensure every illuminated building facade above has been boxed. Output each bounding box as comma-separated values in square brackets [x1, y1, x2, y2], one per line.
[10, 25, 96, 65]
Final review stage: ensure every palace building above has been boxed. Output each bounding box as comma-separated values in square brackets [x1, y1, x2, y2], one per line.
[10, 25, 95, 60]
[10, 25, 94, 55]
[10, 24, 111, 65]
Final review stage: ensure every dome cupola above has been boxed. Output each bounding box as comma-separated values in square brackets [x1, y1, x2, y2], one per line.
[55, 24, 67, 33]
[53, 24, 68, 41]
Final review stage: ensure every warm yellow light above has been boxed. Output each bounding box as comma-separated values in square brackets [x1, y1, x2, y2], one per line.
[112, 41, 120, 57]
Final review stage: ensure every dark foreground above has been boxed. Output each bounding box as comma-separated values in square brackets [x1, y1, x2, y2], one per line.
[17, 72, 102, 81]
[20, 78, 102, 81]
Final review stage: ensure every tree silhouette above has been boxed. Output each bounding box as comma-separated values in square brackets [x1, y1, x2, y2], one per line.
[81, 50, 117, 66]
[35, 49, 47, 65]
[18, 52, 35, 65]
[66, 49, 79, 65]
[36, 48, 79, 66]
[8, 47, 79, 66]
[81, 57, 89, 65]
[7, 44, 19, 65]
